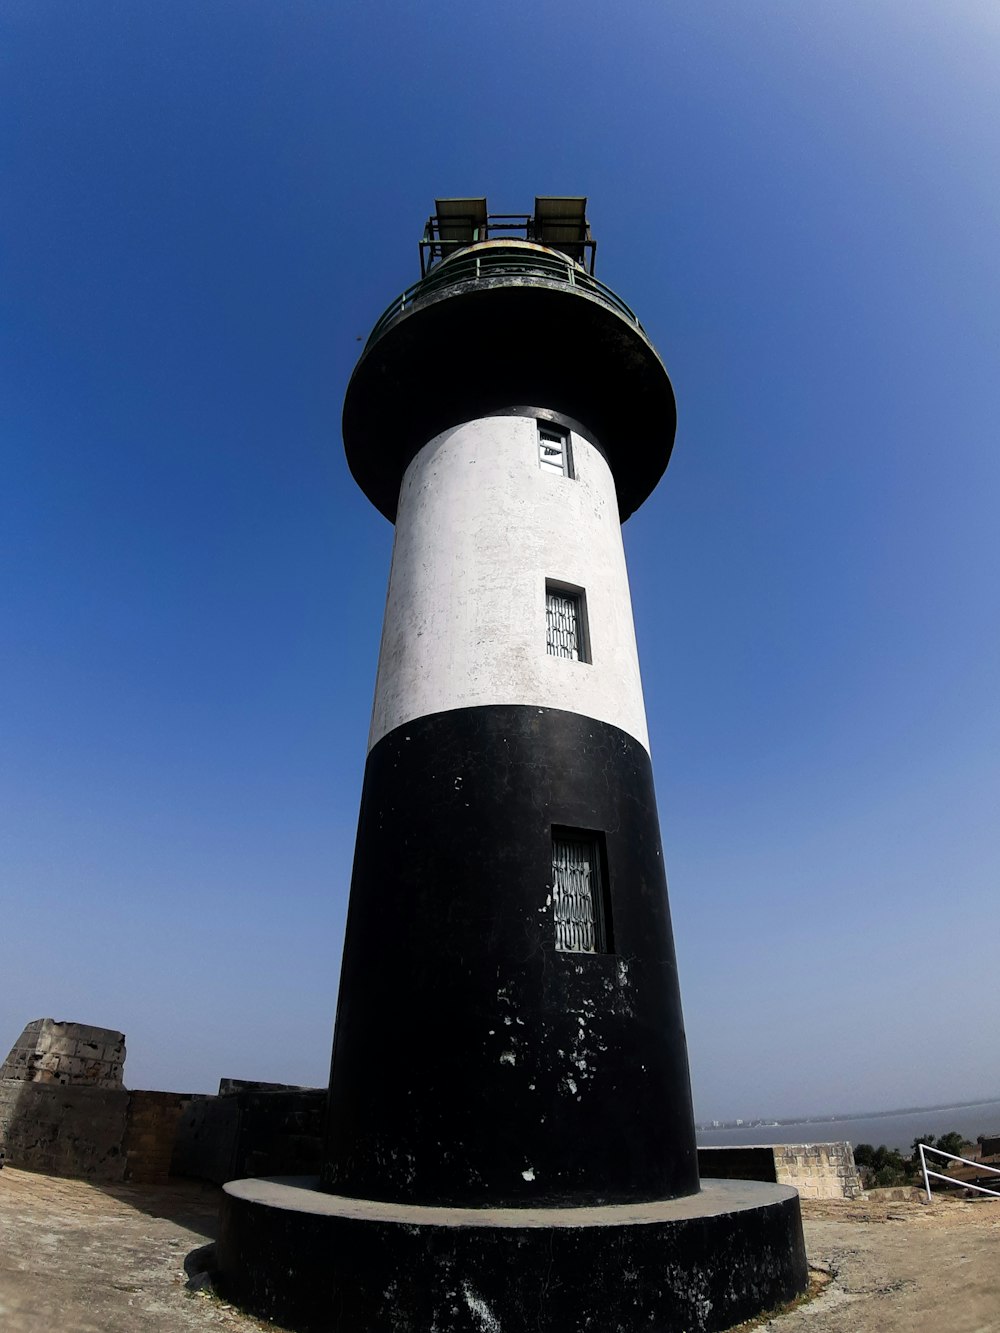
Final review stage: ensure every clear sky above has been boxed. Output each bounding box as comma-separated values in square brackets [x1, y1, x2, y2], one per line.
[3, 1, 998, 1121]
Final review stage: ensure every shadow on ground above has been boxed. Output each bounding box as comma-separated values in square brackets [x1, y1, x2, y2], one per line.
[90, 1176, 224, 1234]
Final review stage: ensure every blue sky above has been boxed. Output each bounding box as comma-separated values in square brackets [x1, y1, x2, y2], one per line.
[3, 1, 998, 1120]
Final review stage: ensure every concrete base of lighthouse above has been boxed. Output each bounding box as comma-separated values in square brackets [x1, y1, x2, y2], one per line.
[216, 1176, 808, 1333]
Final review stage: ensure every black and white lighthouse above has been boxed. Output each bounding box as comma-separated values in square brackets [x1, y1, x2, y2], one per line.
[218, 199, 808, 1333]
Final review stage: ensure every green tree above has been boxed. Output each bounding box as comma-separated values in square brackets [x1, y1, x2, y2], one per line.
[911, 1134, 936, 1163]
[872, 1162, 908, 1188]
[854, 1143, 909, 1188]
[935, 1131, 970, 1159]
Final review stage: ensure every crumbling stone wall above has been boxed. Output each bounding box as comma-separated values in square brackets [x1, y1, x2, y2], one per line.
[1, 1019, 125, 1088]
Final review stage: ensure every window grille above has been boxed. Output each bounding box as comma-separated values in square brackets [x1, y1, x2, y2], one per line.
[546, 587, 586, 660]
[552, 835, 602, 953]
[538, 424, 571, 477]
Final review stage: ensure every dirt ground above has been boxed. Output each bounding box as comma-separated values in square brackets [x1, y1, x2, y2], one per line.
[759, 1194, 1000, 1333]
[0, 1168, 250, 1333]
[1, 1167, 998, 1332]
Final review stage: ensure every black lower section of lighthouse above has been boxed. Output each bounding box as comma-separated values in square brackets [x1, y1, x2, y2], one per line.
[323, 706, 699, 1208]
[216, 704, 810, 1331]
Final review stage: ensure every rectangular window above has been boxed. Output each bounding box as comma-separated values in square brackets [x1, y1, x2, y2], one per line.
[545, 583, 589, 662]
[538, 423, 572, 477]
[552, 830, 610, 953]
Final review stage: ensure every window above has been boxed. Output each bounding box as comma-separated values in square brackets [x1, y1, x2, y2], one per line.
[545, 583, 589, 662]
[552, 831, 610, 953]
[538, 423, 572, 477]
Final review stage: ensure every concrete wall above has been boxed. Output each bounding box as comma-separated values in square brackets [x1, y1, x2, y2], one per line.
[699, 1142, 864, 1200]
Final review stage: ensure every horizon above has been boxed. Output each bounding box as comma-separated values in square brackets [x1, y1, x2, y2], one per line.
[696, 1093, 1000, 1128]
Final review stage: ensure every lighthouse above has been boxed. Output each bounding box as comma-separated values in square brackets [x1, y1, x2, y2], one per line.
[217, 198, 807, 1333]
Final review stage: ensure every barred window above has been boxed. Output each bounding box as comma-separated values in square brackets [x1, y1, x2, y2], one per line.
[538, 424, 572, 477]
[545, 584, 589, 662]
[552, 832, 609, 953]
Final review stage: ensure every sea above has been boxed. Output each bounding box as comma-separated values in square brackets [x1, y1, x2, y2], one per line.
[695, 1099, 1000, 1154]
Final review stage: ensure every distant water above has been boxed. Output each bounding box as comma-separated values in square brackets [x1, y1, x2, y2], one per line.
[696, 1099, 1000, 1154]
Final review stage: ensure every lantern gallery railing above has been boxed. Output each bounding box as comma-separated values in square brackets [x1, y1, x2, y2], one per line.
[364, 247, 645, 351]
[419, 199, 596, 275]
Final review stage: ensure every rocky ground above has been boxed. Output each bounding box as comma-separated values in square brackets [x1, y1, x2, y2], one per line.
[1, 1167, 997, 1331]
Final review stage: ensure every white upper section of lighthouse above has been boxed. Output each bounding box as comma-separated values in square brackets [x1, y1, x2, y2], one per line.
[367, 414, 651, 753]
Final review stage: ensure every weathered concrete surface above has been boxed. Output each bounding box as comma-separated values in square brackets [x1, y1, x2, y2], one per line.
[764, 1196, 1000, 1333]
[0, 1168, 255, 1332]
[1, 1170, 998, 1332]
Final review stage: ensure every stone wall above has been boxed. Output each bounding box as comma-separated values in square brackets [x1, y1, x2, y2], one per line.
[699, 1142, 864, 1200]
[171, 1084, 326, 1185]
[1, 1019, 125, 1088]
[236, 1087, 326, 1179]
[0, 1081, 129, 1179]
[772, 1142, 864, 1199]
[122, 1090, 190, 1183]
[0, 1081, 189, 1183]
[0, 1018, 188, 1184]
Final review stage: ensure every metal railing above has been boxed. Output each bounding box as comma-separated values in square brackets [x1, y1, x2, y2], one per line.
[918, 1142, 1000, 1202]
[420, 213, 597, 275]
[364, 248, 644, 351]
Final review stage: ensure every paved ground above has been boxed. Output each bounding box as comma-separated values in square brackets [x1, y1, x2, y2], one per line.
[1, 1168, 998, 1331]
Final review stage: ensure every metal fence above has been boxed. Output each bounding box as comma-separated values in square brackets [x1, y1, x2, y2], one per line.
[918, 1142, 1000, 1202]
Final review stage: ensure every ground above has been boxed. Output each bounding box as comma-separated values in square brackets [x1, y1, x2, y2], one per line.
[759, 1195, 1000, 1333]
[1, 1168, 997, 1332]
[0, 1169, 250, 1333]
